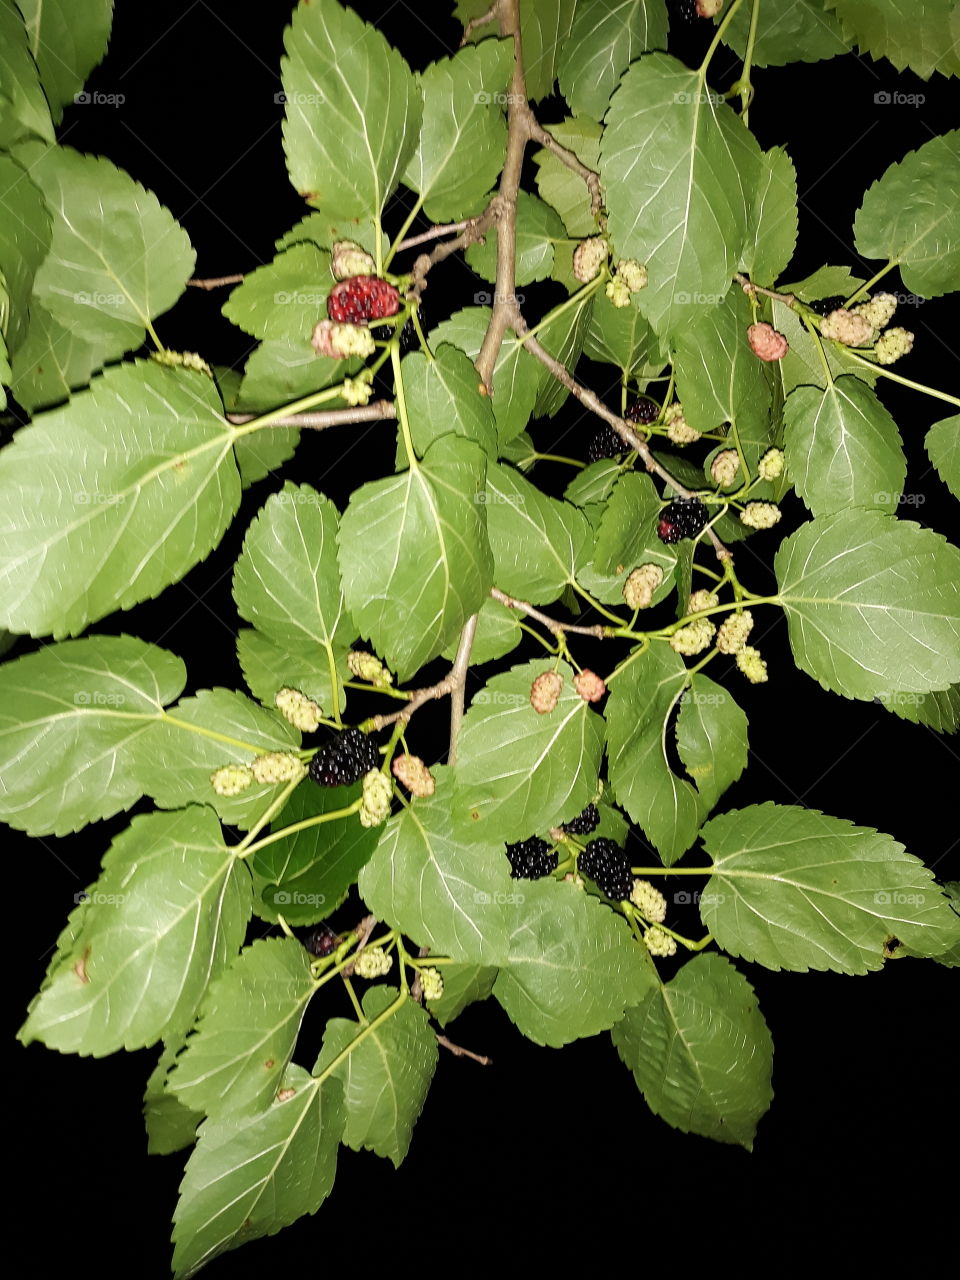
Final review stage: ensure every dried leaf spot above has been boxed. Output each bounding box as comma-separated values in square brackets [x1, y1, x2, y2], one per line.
[73, 948, 91, 984]
[883, 935, 903, 959]
[276, 1087, 297, 1102]
[264, 1059, 275, 1069]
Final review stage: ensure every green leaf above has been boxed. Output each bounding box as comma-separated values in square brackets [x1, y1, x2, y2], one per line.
[926, 414, 960, 501]
[673, 286, 772, 435]
[315, 987, 438, 1166]
[234, 482, 350, 716]
[454, 659, 605, 842]
[826, 0, 959, 79]
[0, 633, 185, 836]
[558, 1, 667, 119]
[237, 628, 340, 715]
[236, 336, 358, 412]
[0, 362, 241, 638]
[457, 0, 578, 101]
[775, 511, 960, 699]
[770, 296, 878, 395]
[440, 595, 521, 666]
[141, 688, 301, 830]
[251, 781, 378, 925]
[426, 964, 498, 1026]
[606, 643, 704, 863]
[232, 427, 300, 488]
[613, 953, 773, 1149]
[429, 306, 544, 443]
[276, 211, 378, 256]
[20, 807, 252, 1054]
[493, 877, 654, 1046]
[281, 0, 421, 221]
[402, 345, 497, 460]
[15, 0, 115, 122]
[533, 116, 603, 237]
[718, 0, 850, 65]
[854, 131, 960, 297]
[583, 293, 666, 377]
[532, 289, 594, 417]
[170, 938, 317, 1121]
[780, 265, 865, 300]
[484, 461, 592, 604]
[601, 53, 760, 338]
[144, 1040, 203, 1156]
[17, 142, 195, 360]
[592, 472, 661, 575]
[338, 435, 493, 682]
[222, 243, 332, 341]
[465, 191, 567, 288]
[700, 803, 960, 973]
[0, 152, 51, 353]
[0, 0, 53, 144]
[564, 458, 625, 508]
[359, 769, 515, 964]
[403, 39, 512, 221]
[741, 146, 798, 286]
[875, 686, 960, 733]
[7, 299, 111, 413]
[675, 674, 748, 814]
[172, 1066, 344, 1280]
[784, 376, 906, 516]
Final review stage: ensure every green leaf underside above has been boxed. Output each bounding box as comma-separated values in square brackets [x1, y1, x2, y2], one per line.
[558, 1, 668, 120]
[0, 0, 54, 145]
[20, 807, 252, 1055]
[358, 768, 516, 965]
[234, 482, 350, 715]
[456, 0, 578, 102]
[784, 376, 906, 516]
[172, 1066, 344, 1279]
[238, 628, 343, 716]
[600, 53, 760, 338]
[426, 963, 498, 1026]
[854, 130, 960, 296]
[338, 435, 493, 682]
[741, 146, 798, 286]
[673, 286, 772, 435]
[876, 686, 960, 734]
[533, 116, 603, 238]
[8, 299, 112, 413]
[613, 952, 773, 1148]
[0, 634, 186, 836]
[251, 781, 379, 925]
[676, 674, 748, 813]
[281, 0, 421, 221]
[720, 0, 850, 66]
[236, 338, 358, 412]
[454, 660, 605, 843]
[315, 986, 438, 1166]
[16, 0, 115, 122]
[826, 0, 960, 80]
[774, 511, 960, 700]
[170, 938, 317, 1120]
[222, 243, 332, 341]
[700, 803, 960, 973]
[0, 152, 51, 352]
[440, 595, 522, 666]
[402, 345, 498, 460]
[465, 191, 567, 288]
[493, 878, 655, 1046]
[0, 362, 241, 638]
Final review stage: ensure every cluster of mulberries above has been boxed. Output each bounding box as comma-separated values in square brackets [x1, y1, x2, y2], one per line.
[391, 753, 436, 798]
[669, 618, 716, 656]
[736, 646, 768, 684]
[605, 258, 648, 306]
[419, 967, 444, 1002]
[309, 728, 380, 787]
[347, 650, 393, 687]
[623, 563, 664, 609]
[711, 449, 741, 488]
[758, 448, 784, 481]
[530, 670, 564, 713]
[587, 423, 628, 462]
[716, 610, 753, 654]
[820, 308, 875, 347]
[354, 946, 393, 978]
[562, 804, 600, 836]
[740, 501, 782, 530]
[657, 497, 709, 543]
[505, 836, 558, 880]
[579, 838, 634, 900]
[276, 686, 322, 733]
[359, 768, 393, 828]
[152, 349, 214, 378]
[630, 879, 667, 923]
[644, 926, 678, 957]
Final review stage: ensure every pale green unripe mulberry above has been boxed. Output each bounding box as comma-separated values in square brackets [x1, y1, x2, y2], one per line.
[331, 240, 376, 280]
[276, 687, 322, 733]
[354, 946, 393, 978]
[740, 501, 782, 530]
[347, 650, 393, 687]
[615, 259, 648, 292]
[573, 236, 608, 283]
[311, 319, 376, 359]
[874, 327, 914, 365]
[151, 349, 214, 378]
[736, 645, 768, 684]
[605, 276, 631, 308]
[644, 926, 677, 957]
[419, 967, 444, 1001]
[664, 402, 700, 445]
[688, 589, 719, 614]
[852, 291, 897, 329]
[359, 768, 393, 828]
[716, 609, 753, 654]
[623, 563, 664, 609]
[820, 308, 875, 347]
[711, 449, 741, 488]
[211, 763, 254, 796]
[669, 618, 716, 656]
[250, 752, 304, 784]
[758, 448, 784, 481]
[342, 375, 374, 406]
[631, 879, 667, 923]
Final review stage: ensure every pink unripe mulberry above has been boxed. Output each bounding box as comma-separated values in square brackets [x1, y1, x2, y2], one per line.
[747, 322, 789, 361]
[530, 671, 563, 713]
[574, 670, 607, 703]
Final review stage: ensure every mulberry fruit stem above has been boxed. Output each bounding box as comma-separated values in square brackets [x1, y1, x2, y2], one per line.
[231, 771, 309, 856]
[313, 991, 409, 1088]
[390, 343, 419, 465]
[842, 259, 898, 310]
[237, 796, 364, 860]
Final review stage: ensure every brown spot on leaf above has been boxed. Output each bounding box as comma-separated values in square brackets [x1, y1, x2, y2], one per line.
[470, 809, 480, 821]
[73, 948, 91, 984]
[264, 1059, 275, 1069]
[883, 935, 903, 959]
[277, 1087, 296, 1103]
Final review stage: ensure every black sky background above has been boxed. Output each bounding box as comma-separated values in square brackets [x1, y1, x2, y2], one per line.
[7, 3, 959, 1275]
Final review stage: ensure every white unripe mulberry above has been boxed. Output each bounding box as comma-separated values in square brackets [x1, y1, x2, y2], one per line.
[276, 687, 323, 733]
[573, 236, 608, 283]
[644, 926, 677, 957]
[669, 618, 716, 656]
[354, 946, 393, 978]
[631, 879, 667, 923]
[711, 449, 741, 488]
[210, 763, 254, 796]
[758, 448, 784, 481]
[740, 501, 782, 529]
[736, 645, 768, 683]
[716, 610, 754, 654]
[623, 563, 664, 609]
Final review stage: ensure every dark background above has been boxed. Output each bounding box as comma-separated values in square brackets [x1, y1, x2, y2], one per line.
[8, 2, 958, 1274]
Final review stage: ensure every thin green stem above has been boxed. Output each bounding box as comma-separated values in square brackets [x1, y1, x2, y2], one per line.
[699, 0, 746, 76]
[410, 305, 433, 358]
[314, 991, 407, 1086]
[342, 975, 365, 1020]
[160, 713, 264, 755]
[391, 342, 418, 465]
[802, 314, 835, 386]
[843, 259, 898, 308]
[241, 798, 364, 858]
[516, 274, 604, 344]
[145, 320, 164, 351]
[605, 637, 650, 684]
[531, 453, 585, 469]
[738, 0, 761, 123]
[232, 771, 305, 856]
[569, 580, 627, 626]
[385, 197, 425, 270]
[842, 349, 960, 408]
